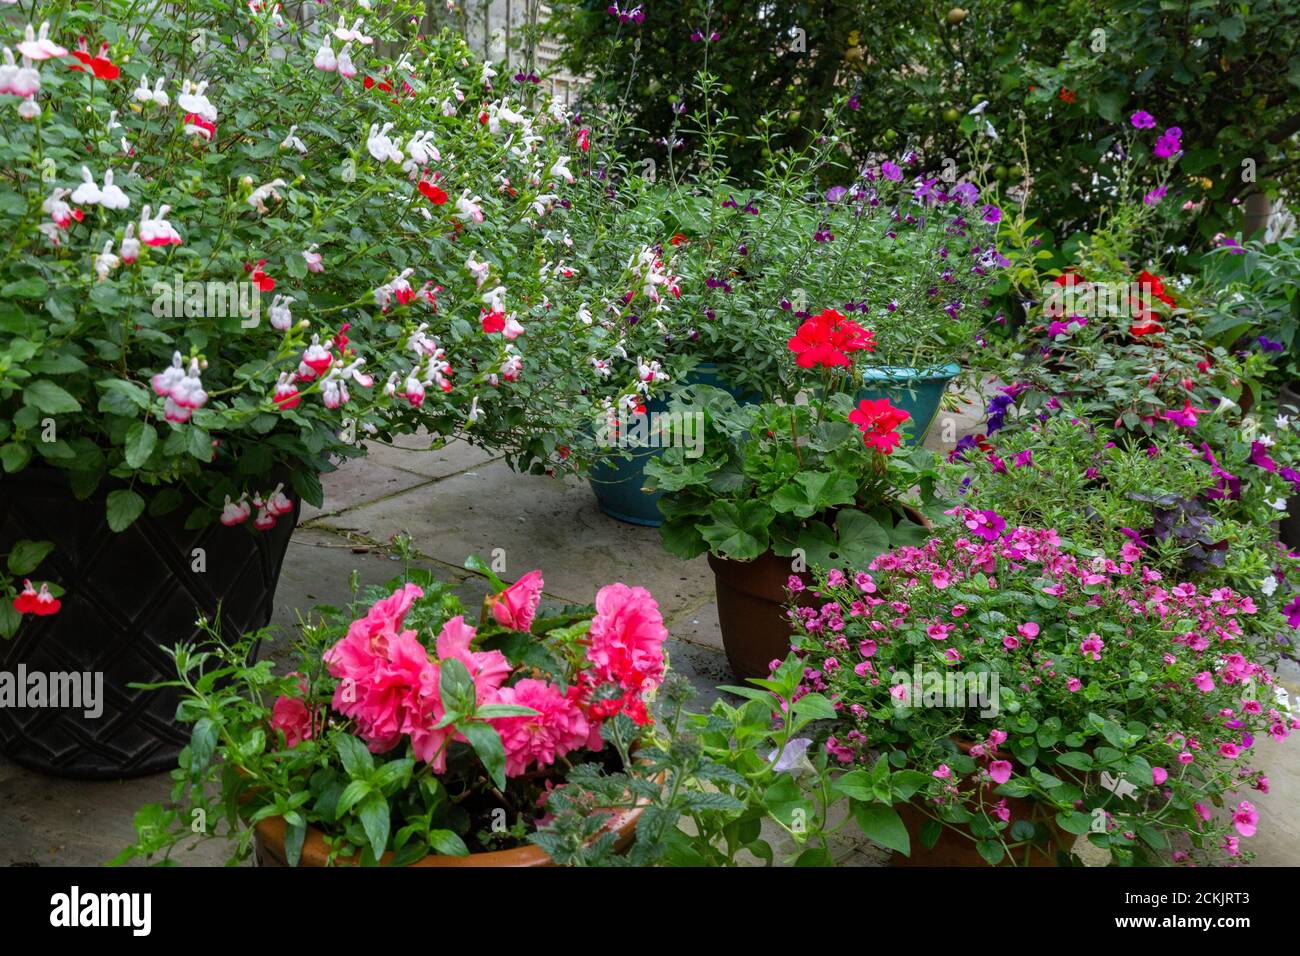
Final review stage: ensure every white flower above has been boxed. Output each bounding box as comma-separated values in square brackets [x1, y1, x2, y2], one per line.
[98, 169, 129, 209]
[302, 244, 324, 273]
[248, 178, 287, 214]
[280, 126, 307, 154]
[313, 38, 337, 72]
[968, 100, 989, 115]
[268, 294, 293, 330]
[1268, 497, 1287, 511]
[93, 240, 119, 281]
[332, 16, 373, 45]
[465, 253, 490, 288]
[550, 155, 574, 184]
[1258, 433, 1276, 448]
[337, 42, 357, 79]
[1262, 575, 1279, 597]
[365, 122, 403, 164]
[16, 22, 66, 60]
[481, 284, 506, 313]
[70, 166, 102, 206]
[1277, 414, 1292, 430]
[177, 79, 218, 122]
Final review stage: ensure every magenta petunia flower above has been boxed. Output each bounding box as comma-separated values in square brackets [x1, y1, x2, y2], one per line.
[1130, 110, 1156, 129]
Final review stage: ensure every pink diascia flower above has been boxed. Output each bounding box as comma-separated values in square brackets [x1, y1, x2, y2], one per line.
[489, 569, 544, 631]
[988, 760, 1013, 785]
[586, 583, 667, 693]
[1079, 633, 1105, 661]
[492, 678, 591, 777]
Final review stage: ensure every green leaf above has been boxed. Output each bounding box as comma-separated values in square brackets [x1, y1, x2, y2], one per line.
[335, 779, 372, 817]
[852, 803, 910, 856]
[336, 734, 375, 778]
[428, 829, 470, 856]
[1056, 751, 1095, 771]
[461, 721, 507, 791]
[22, 379, 81, 414]
[0, 443, 31, 473]
[1055, 810, 1096, 835]
[832, 770, 874, 802]
[976, 839, 1005, 865]
[1, 277, 48, 299]
[0, 602, 22, 639]
[700, 500, 773, 559]
[358, 791, 391, 862]
[475, 703, 541, 719]
[439, 657, 476, 716]
[791, 692, 836, 722]
[7, 539, 54, 576]
[124, 422, 158, 469]
[285, 820, 306, 867]
[105, 489, 145, 532]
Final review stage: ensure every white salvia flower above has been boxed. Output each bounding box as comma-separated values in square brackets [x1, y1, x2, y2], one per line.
[17, 96, 40, 120]
[550, 155, 573, 184]
[365, 122, 402, 164]
[98, 169, 129, 210]
[94, 240, 119, 281]
[332, 16, 373, 45]
[481, 285, 506, 313]
[480, 62, 496, 88]
[280, 126, 306, 154]
[577, 303, 592, 326]
[302, 244, 323, 273]
[70, 166, 101, 205]
[467, 396, 480, 424]
[465, 253, 490, 288]
[405, 129, 439, 166]
[119, 222, 139, 263]
[17, 22, 66, 61]
[248, 178, 287, 214]
[268, 294, 293, 330]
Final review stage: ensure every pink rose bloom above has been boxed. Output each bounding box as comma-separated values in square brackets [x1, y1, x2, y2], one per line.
[490, 569, 544, 631]
[587, 583, 667, 693]
[270, 694, 313, 748]
[988, 760, 1013, 785]
[493, 678, 591, 777]
[1152, 766, 1168, 786]
[1232, 800, 1259, 838]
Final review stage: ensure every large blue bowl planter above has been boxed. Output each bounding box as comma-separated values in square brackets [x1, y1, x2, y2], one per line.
[854, 363, 961, 444]
[588, 363, 758, 526]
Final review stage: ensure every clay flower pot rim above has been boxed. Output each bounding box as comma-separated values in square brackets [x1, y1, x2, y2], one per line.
[254, 798, 648, 867]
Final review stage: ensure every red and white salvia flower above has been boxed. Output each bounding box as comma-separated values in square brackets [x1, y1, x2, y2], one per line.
[480, 61, 497, 89]
[182, 112, 216, 141]
[266, 483, 294, 517]
[138, 204, 181, 246]
[221, 494, 252, 526]
[16, 22, 66, 60]
[41, 187, 73, 228]
[465, 252, 490, 288]
[119, 223, 138, 263]
[16, 95, 39, 120]
[297, 334, 333, 379]
[635, 356, 669, 393]
[313, 37, 337, 72]
[403, 129, 439, 170]
[337, 43, 357, 79]
[501, 350, 523, 382]
[94, 240, 119, 281]
[132, 73, 168, 107]
[246, 259, 275, 291]
[397, 369, 426, 407]
[13, 579, 60, 616]
[280, 125, 306, 154]
[500, 312, 525, 340]
[576, 127, 591, 152]
[177, 79, 218, 122]
[405, 322, 439, 356]
[301, 244, 324, 273]
[590, 357, 611, 377]
[272, 372, 300, 410]
[373, 268, 416, 309]
[268, 294, 293, 331]
[319, 358, 372, 408]
[248, 178, 287, 214]
[152, 351, 185, 397]
[365, 121, 403, 164]
[423, 350, 452, 392]
[69, 36, 119, 80]
[332, 15, 373, 45]
[0, 48, 42, 97]
[252, 496, 277, 530]
[455, 188, 485, 224]
[481, 284, 506, 313]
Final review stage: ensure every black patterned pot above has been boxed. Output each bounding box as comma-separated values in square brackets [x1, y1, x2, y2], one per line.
[0, 468, 298, 779]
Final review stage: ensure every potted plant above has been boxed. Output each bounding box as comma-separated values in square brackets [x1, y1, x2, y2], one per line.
[112, 559, 670, 866]
[533, 653, 925, 866]
[793, 510, 1294, 866]
[0, 2, 595, 776]
[644, 308, 947, 678]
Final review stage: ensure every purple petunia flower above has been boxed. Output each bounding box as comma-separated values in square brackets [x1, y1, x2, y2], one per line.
[1250, 441, 1279, 473]
[1257, 335, 1285, 353]
[880, 161, 902, 182]
[965, 509, 1007, 542]
[951, 182, 979, 206]
[980, 204, 1002, 224]
[1130, 110, 1157, 129]
[1284, 593, 1300, 629]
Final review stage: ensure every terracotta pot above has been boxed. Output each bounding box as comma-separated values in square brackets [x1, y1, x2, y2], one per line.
[252, 789, 649, 867]
[709, 505, 930, 680]
[891, 739, 1074, 867]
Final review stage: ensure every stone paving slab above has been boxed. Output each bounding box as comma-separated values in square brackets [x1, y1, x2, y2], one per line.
[317, 459, 716, 611]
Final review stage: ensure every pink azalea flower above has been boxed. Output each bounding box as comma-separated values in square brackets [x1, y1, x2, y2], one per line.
[489, 569, 544, 632]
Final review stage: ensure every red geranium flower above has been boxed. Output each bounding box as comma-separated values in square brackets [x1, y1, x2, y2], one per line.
[787, 308, 876, 369]
[849, 398, 910, 454]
